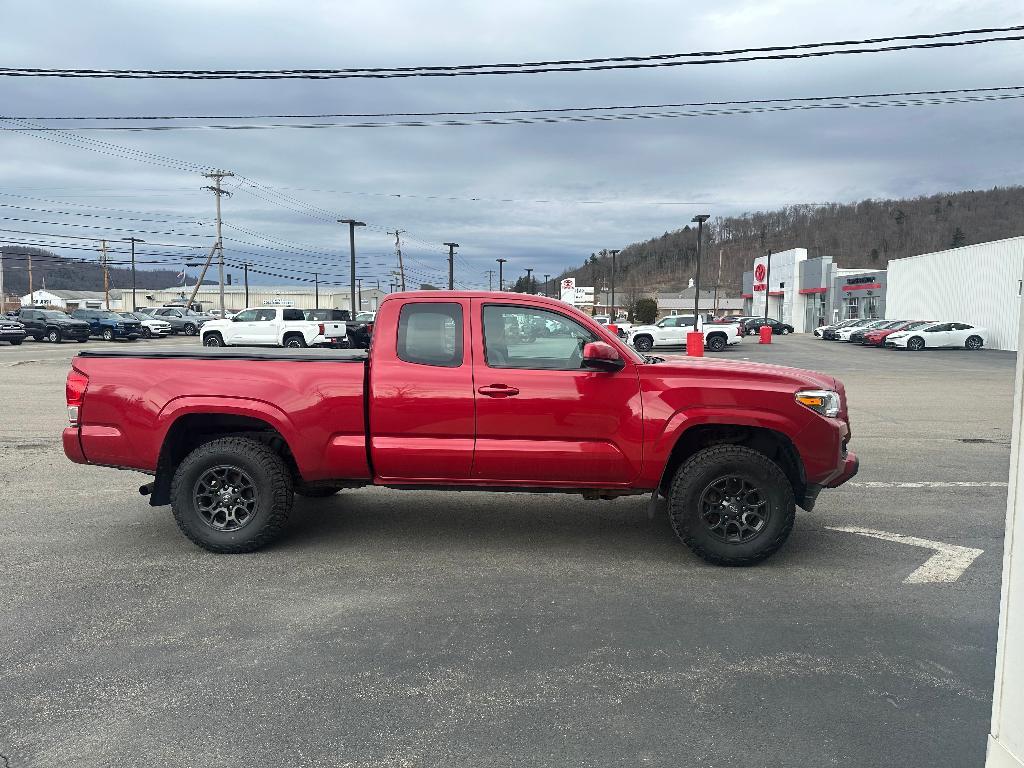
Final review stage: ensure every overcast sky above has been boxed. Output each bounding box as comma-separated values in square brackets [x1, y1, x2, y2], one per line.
[1, 0, 1021, 290]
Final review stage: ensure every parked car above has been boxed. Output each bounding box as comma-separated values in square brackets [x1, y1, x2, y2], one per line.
[119, 311, 172, 339]
[885, 322, 987, 351]
[143, 306, 216, 336]
[0, 318, 26, 345]
[201, 307, 346, 348]
[18, 308, 92, 343]
[861, 320, 933, 347]
[302, 309, 364, 348]
[836, 319, 889, 343]
[742, 317, 795, 336]
[70, 309, 142, 341]
[63, 290, 858, 564]
[822, 318, 874, 340]
[815, 319, 858, 338]
[848, 320, 905, 344]
[628, 315, 743, 353]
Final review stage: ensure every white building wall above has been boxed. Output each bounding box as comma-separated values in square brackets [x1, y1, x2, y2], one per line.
[752, 248, 809, 332]
[886, 236, 1024, 352]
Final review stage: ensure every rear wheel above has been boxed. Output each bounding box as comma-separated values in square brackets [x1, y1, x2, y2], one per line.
[142, 326, 152, 338]
[47, 329, 62, 343]
[170, 437, 293, 553]
[706, 334, 727, 352]
[183, 322, 198, 336]
[966, 335, 984, 350]
[101, 328, 114, 342]
[907, 336, 925, 351]
[633, 335, 653, 352]
[284, 334, 307, 348]
[668, 445, 795, 566]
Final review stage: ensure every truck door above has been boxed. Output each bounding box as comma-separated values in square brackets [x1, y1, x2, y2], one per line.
[471, 301, 644, 485]
[368, 299, 475, 480]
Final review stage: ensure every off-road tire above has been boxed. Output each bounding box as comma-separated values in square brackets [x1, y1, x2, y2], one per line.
[706, 334, 727, 352]
[47, 329, 62, 343]
[283, 334, 307, 348]
[668, 445, 795, 566]
[203, 332, 224, 347]
[170, 437, 294, 553]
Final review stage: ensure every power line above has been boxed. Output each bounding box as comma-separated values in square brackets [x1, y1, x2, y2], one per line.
[6, 89, 1020, 131]
[2, 25, 1021, 79]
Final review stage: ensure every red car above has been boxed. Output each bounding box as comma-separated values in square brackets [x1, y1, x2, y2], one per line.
[861, 320, 933, 346]
[63, 291, 858, 566]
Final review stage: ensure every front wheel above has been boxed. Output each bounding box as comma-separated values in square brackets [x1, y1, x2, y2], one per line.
[781, 328, 790, 335]
[668, 445, 795, 566]
[203, 333, 224, 347]
[142, 327, 152, 338]
[9, 338, 22, 345]
[966, 335, 984, 350]
[170, 437, 294, 553]
[633, 335, 653, 352]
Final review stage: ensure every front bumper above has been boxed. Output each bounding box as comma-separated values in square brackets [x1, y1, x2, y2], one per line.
[825, 451, 859, 488]
[62, 327, 91, 340]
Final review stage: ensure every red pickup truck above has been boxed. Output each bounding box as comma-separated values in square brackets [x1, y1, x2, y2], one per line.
[63, 291, 857, 565]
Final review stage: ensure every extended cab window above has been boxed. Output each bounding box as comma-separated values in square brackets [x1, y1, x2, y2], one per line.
[483, 305, 596, 370]
[397, 302, 463, 367]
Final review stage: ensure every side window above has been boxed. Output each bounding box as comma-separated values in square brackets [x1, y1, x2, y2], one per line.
[483, 305, 596, 370]
[282, 309, 304, 321]
[254, 309, 277, 322]
[397, 302, 463, 368]
[233, 309, 258, 322]
[927, 324, 951, 332]
[953, 323, 973, 330]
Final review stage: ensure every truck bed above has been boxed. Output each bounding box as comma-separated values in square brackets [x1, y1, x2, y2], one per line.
[77, 347, 369, 362]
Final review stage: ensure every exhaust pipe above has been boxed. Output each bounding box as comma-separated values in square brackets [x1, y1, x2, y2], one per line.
[139, 482, 155, 497]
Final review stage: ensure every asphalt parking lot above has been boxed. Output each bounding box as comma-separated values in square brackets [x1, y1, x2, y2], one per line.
[0, 333, 1012, 768]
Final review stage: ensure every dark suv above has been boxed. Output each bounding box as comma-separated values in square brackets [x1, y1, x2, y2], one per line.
[70, 309, 142, 341]
[19, 308, 92, 343]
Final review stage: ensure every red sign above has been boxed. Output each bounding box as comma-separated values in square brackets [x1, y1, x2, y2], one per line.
[753, 283, 767, 292]
[754, 264, 766, 282]
[842, 283, 881, 292]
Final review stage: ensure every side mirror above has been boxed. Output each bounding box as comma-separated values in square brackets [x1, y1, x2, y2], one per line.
[582, 341, 625, 372]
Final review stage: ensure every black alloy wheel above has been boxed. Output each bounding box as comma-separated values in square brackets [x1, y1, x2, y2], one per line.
[193, 465, 260, 532]
[183, 322, 198, 336]
[707, 334, 727, 352]
[633, 336, 653, 352]
[142, 326, 152, 338]
[203, 333, 223, 347]
[698, 475, 770, 544]
[907, 336, 925, 351]
[966, 335, 984, 350]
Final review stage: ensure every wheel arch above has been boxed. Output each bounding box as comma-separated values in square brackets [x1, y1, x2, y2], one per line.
[151, 406, 303, 506]
[657, 421, 808, 509]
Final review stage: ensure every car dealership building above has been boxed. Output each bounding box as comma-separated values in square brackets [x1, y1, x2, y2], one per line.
[742, 248, 887, 333]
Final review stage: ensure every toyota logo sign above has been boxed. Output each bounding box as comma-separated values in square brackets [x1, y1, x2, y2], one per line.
[754, 263, 766, 282]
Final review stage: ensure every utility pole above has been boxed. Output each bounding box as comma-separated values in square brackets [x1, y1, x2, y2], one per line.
[100, 239, 110, 309]
[443, 242, 459, 290]
[485, 269, 495, 291]
[27, 251, 33, 303]
[314, 272, 320, 307]
[0, 249, 5, 313]
[609, 250, 620, 317]
[388, 230, 406, 290]
[389, 281, 396, 293]
[357, 278, 363, 312]
[691, 215, 710, 331]
[339, 219, 365, 315]
[124, 236, 144, 311]
[242, 263, 250, 307]
[544, 274, 550, 298]
[496, 258, 507, 290]
[713, 248, 723, 316]
[525, 268, 534, 294]
[202, 170, 234, 316]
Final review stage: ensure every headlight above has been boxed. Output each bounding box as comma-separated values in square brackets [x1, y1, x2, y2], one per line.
[795, 389, 841, 418]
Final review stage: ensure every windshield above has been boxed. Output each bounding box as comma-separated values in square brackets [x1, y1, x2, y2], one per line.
[95, 312, 121, 320]
[119, 312, 141, 321]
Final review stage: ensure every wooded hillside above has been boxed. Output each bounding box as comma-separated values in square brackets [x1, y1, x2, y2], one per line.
[559, 186, 1024, 297]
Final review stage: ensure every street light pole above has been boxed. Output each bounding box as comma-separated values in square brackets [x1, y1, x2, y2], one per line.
[496, 258, 507, 290]
[443, 242, 459, 290]
[338, 219, 365, 316]
[124, 237, 144, 311]
[609, 249, 620, 318]
[691, 215, 710, 331]
[544, 274, 550, 297]
[525, 268, 534, 294]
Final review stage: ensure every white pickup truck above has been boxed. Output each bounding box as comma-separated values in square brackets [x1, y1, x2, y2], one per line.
[627, 315, 743, 353]
[200, 307, 347, 348]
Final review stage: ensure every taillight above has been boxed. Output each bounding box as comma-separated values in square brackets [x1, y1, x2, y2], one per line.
[318, 323, 325, 336]
[366, 322, 374, 334]
[66, 369, 89, 426]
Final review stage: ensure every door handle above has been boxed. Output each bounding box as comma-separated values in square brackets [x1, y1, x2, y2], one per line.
[477, 384, 520, 397]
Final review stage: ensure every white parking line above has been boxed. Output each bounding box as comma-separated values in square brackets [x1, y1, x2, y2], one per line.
[826, 526, 984, 583]
[846, 481, 1008, 488]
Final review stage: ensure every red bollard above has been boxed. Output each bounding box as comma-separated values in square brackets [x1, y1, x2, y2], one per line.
[687, 331, 704, 357]
[759, 324, 773, 344]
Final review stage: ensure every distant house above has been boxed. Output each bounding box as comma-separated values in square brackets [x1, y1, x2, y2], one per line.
[20, 289, 124, 310]
[655, 289, 744, 318]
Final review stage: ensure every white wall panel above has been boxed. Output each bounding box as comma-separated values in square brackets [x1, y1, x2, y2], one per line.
[886, 237, 1024, 351]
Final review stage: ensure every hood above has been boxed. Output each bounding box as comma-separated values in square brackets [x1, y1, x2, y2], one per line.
[629, 324, 660, 334]
[645, 354, 837, 391]
[55, 317, 90, 326]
